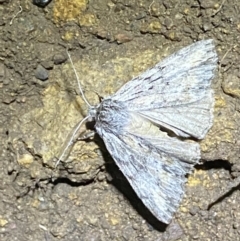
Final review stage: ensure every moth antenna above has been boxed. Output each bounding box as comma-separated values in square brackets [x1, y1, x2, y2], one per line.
[66, 50, 92, 108]
[55, 115, 90, 167]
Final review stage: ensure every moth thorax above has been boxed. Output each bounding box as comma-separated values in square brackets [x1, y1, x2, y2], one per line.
[96, 99, 129, 131]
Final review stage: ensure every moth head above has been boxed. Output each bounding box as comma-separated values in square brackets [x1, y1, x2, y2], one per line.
[87, 104, 100, 122]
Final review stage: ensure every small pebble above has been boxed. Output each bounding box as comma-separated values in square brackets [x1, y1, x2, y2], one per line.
[41, 60, 54, 70]
[115, 33, 133, 44]
[97, 172, 105, 182]
[35, 64, 48, 81]
[199, 0, 217, 9]
[53, 53, 68, 65]
[33, 0, 52, 7]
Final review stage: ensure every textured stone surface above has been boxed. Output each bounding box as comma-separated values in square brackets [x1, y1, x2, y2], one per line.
[0, 0, 240, 240]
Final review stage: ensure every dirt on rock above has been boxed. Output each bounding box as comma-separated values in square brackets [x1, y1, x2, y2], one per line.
[0, 0, 240, 240]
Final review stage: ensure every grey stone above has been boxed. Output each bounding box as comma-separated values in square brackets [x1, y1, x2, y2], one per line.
[35, 64, 48, 81]
[53, 53, 68, 65]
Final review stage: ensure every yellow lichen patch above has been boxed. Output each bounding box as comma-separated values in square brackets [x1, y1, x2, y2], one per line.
[183, 8, 190, 15]
[78, 13, 97, 27]
[17, 153, 34, 167]
[86, 215, 98, 226]
[141, 21, 161, 33]
[53, 0, 88, 23]
[105, 213, 120, 226]
[213, 3, 220, 9]
[108, 215, 120, 226]
[68, 192, 77, 201]
[0, 217, 8, 227]
[187, 170, 209, 187]
[149, 21, 161, 33]
[237, 23, 240, 31]
[188, 169, 224, 191]
[62, 31, 75, 41]
[214, 94, 226, 108]
[179, 206, 189, 213]
[76, 216, 84, 223]
[31, 199, 40, 208]
[187, 170, 219, 188]
[68, 192, 83, 206]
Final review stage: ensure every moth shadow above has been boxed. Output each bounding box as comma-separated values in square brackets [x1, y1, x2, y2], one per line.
[93, 135, 168, 231]
[195, 159, 237, 210]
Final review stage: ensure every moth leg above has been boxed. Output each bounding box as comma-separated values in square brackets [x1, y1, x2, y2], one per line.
[54, 131, 96, 168]
[55, 116, 90, 167]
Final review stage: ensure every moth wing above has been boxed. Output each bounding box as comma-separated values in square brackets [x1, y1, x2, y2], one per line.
[111, 39, 217, 109]
[97, 126, 200, 224]
[111, 39, 217, 139]
[139, 90, 214, 139]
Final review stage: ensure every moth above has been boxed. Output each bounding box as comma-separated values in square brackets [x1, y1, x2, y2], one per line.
[58, 39, 217, 224]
